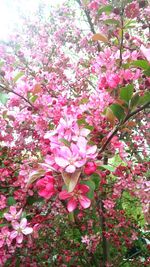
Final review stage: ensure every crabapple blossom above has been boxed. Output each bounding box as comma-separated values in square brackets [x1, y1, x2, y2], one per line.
[59, 184, 91, 212]
[36, 175, 55, 199]
[10, 218, 33, 244]
[4, 206, 22, 222]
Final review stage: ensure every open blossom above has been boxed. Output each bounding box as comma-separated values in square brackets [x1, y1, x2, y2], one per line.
[59, 184, 91, 212]
[0, 227, 11, 248]
[36, 175, 55, 199]
[140, 45, 150, 63]
[10, 218, 33, 244]
[55, 138, 97, 173]
[4, 206, 22, 222]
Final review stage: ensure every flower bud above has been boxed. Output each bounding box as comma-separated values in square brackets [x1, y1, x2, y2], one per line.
[84, 162, 97, 175]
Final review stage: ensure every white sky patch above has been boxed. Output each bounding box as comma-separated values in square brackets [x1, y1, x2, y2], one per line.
[0, 0, 65, 40]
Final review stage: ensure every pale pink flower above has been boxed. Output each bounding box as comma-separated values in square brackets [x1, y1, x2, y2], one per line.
[4, 206, 22, 222]
[59, 184, 91, 212]
[55, 144, 86, 173]
[10, 218, 33, 244]
[140, 45, 150, 63]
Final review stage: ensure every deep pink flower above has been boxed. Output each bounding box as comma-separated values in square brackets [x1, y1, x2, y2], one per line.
[59, 184, 91, 212]
[36, 175, 55, 199]
[4, 206, 22, 222]
[125, 2, 139, 19]
[84, 162, 97, 175]
[10, 218, 33, 244]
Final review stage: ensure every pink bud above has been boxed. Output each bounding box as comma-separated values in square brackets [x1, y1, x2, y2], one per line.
[84, 162, 97, 175]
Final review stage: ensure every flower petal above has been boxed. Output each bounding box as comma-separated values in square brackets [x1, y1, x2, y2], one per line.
[10, 230, 18, 240]
[79, 195, 91, 209]
[78, 184, 90, 194]
[16, 233, 23, 244]
[67, 198, 77, 212]
[59, 190, 72, 200]
[22, 227, 33, 235]
[20, 218, 27, 229]
[55, 157, 69, 168]
[12, 221, 20, 230]
[65, 164, 76, 173]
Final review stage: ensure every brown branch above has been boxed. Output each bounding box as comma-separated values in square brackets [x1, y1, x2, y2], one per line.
[76, 0, 101, 52]
[99, 101, 150, 153]
[0, 84, 35, 109]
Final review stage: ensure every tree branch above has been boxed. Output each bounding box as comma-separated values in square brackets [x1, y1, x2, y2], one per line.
[99, 101, 150, 153]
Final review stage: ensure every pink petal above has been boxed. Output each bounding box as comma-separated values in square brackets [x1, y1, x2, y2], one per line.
[20, 218, 27, 229]
[67, 198, 77, 212]
[16, 233, 23, 244]
[55, 157, 69, 168]
[87, 145, 97, 155]
[12, 221, 20, 230]
[60, 146, 72, 159]
[80, 128, 90, 137]
[10, 206, 16, 215]
[10, 230, 18, 240]
[78, 184, 90, 194]
[4, 213, 13, 221]
[79, 195, 91, 209]
[65, 164, 76, 173]
[140, 45, 150, 63]
[22, 227, 33, 235]
[77, 137, 87, 153]
[59, 190, 72, 200]
[75, 159, 86, 168]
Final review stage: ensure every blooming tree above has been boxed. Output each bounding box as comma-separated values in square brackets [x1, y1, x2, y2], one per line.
[0, 0, 150, 266]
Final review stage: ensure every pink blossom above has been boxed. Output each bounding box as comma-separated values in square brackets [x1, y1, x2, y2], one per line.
[140, 45, 150, 63]
[0, 227, 11, 248]
[0, 195, 6, 209]
[36, 175, 55, 199]
[59, 184, 91, 212]
[4, 206, 22, 222]
[84, 162, 97, 175]
[10, 218, 33, 244]
[55, 144, 86, 173]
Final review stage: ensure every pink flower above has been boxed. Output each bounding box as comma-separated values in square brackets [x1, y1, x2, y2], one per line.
[55, 144, 86, 173]
[84, 162, 97, 175]
[125, 2, 139, 19]
[140, 45, 150, 63]
[36, 175, 55, 199]
[0, 227, 11, 248]
[4, 206, 22, 222]
[10, 218, 33, 244]
[59, 184, 91, 212]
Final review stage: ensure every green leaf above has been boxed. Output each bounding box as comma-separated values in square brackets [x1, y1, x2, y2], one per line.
[110, 104, 125, 121]
[138, 92, 150, 105]
[132, 60, 149, 70]
[7, 196, 16, 206]
[59, 138, 70, 147]
[130, 93, 140, 108]
[104, 19, 119, 25]
[120, 85, 134, 103]
[13, 71, 24, 82]
[30, 95, 38, 103]
[143, 66, 150, 77]
[82, 180, 95, 199]
[109, 154, 126, 167]
[98, 5, 112, 15]
[101, 165, 115, 172]
[0, 92, 8, 105]
[91, 173, 100, 190]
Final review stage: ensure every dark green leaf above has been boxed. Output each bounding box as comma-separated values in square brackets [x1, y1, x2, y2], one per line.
[138, 92, 150, 105]
[130, 93, 140, 108]
[91, 173, 100, 189]
[7, 196, 16, 206]
[143, 66, 150, 77]
[120, 85, 134, 103]
[110, 104, 125, 121]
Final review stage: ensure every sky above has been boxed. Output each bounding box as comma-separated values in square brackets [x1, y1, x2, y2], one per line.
[0, 0, 65, 40]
